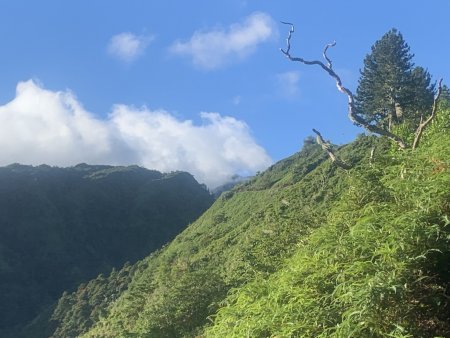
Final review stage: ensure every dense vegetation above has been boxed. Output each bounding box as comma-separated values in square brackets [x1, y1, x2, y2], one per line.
[15, 28, 450, 338]
[0, 164, 213, 337]
[23, 95, 449, 337]
[207, 110, 450, 337]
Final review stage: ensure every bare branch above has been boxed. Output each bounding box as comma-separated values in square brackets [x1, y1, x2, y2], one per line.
[312, 128, 351, 169]
[281, 24, 407, 149]
[412, 78, 443, 150]
[280, 22, 294, 55]
[369, 146, 375, 165]
[323, 41, 336, 69]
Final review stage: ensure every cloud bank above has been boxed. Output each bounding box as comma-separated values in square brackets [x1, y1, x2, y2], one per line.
[170, 12, 276, 69]
[0, 80, 271, 188]
[108, 32, 153, 62]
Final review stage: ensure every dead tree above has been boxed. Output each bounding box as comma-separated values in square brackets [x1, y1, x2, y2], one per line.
[312, 128, 351, 169]
[412, 78, 443, 150]
[280, 22, 407, 149]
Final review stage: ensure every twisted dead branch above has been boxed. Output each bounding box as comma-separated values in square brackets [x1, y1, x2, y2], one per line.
[280, 23, 407, 149]
[312, 129, 351, 169]
[412, 78, 443, 150]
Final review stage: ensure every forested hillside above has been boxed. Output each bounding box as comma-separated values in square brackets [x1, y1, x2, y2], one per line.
[0, 164, 213, 337]
[22, 93, 449, 337]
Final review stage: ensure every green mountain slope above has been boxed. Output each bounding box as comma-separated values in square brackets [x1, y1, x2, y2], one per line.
[29, 105, 449, 338]
[208, 134, 450, 337]
[0, 164, 213, 337]
[39, 138, 383, 337]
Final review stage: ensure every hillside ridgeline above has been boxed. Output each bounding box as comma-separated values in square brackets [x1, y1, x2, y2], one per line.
[0, 164, 213, 337]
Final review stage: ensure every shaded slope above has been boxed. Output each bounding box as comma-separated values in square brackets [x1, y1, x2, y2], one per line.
[0, 164, 213, 336]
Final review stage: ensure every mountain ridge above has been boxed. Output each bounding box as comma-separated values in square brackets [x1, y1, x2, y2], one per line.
[0, 164, 213, 336]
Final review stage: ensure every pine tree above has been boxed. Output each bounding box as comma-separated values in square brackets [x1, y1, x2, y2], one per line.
[407, 66, 435, 123]
[355, 29, 434, 130]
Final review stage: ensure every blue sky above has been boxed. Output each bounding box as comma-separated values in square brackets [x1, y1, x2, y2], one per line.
[0, 0, 448, 187]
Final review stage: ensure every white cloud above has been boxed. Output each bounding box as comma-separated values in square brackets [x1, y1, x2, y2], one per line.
[170, 12, 276, 69]
[277, 71, 301, 98]
[108, 32, 153, 62]
[0, 80, 124, 165]
[0, 80, 272, 188]
[111, 107, 271, 187]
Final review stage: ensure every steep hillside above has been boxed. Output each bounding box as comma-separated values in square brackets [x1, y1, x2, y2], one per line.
[30, 136, 375, 337]
[0, 164, 213, 337]
[208, 131, 450, 336]
[27, 106, 449, 338]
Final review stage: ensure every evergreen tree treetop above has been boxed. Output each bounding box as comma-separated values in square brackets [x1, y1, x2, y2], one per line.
[355, 28, 434, 129]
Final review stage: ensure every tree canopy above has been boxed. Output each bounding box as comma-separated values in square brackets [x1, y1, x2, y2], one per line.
[355, 28, 434, 129]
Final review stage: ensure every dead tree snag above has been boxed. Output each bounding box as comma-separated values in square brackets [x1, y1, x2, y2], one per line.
[280, 22, 407, 149]
[312, 129, 351, 169]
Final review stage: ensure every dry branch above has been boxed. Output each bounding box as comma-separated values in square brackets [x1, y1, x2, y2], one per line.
[369, 146, 376, 165]
[280, 23, 407, 149]
[412, 78, 443, 150]
[312, 128, 351, 169]
[323, 41, 336, 69]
